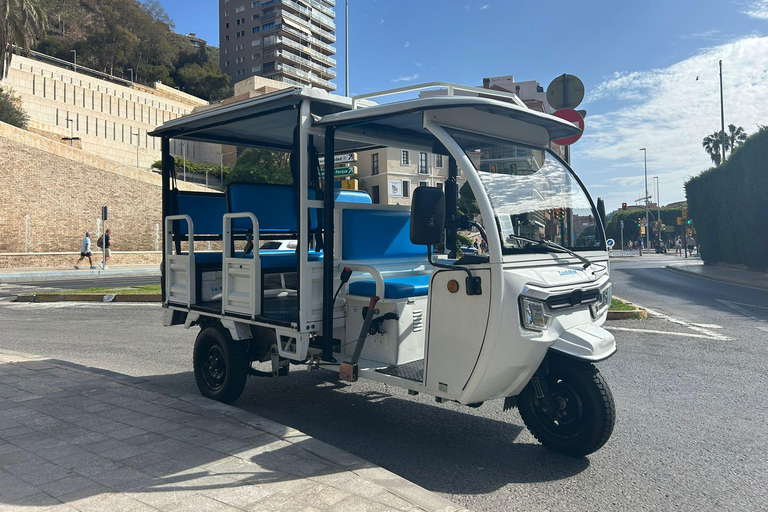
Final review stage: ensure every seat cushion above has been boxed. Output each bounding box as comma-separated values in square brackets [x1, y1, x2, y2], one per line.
[348, 274, 431, 299]
[245, 250, 323, 270]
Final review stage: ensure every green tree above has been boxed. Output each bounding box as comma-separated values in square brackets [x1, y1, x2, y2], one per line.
[226, 149, 292, 185]
[0, 86, 28, 128]
[176, 60, 231, 101]
[457, 181, 479, 218]
[0, 0, 47, 77]
[702, 131, 724, 166]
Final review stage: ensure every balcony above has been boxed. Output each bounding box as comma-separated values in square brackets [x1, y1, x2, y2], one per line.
[305, 0, 335, 19]
[277, 62, 336, 90]
[275, 35, 336, 66]
[281, 10, 336, 44]
[276, 49, 336, 79]
[278, 22, 335, 55]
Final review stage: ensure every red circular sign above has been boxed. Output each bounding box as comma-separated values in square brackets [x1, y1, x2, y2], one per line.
[552, 108, 584, 146]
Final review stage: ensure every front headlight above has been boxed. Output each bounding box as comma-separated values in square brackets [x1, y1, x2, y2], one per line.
[590, 283, 613, 318]
[520, 296, 552, 331]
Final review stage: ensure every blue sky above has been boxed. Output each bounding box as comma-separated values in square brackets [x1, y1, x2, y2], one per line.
[160, 0, 768, 210]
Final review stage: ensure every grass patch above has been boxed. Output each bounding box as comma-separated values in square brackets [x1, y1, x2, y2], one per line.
[23, 284, 161, 296]
[610, 298, 636, 311]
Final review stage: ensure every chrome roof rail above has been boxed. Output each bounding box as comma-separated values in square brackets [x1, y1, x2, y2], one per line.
[351, 82, 527, 109]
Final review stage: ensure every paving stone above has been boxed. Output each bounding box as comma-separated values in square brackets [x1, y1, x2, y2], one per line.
[107, 425, 147, 441]
[163, 493, 246, 512]
[38, 474, 104, 499]
[204, 437, 249, 455]
[200, 480, 274, 509]
[120, 450, 169, 471]
[87, 466, 154, 491]
[9, 490, 63, 508]
[0, 478, 40, 502]
[165, 426, 222, 447]
[16, 462, 75, 486]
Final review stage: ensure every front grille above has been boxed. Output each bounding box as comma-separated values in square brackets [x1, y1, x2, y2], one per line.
[545, 288, 600, 310]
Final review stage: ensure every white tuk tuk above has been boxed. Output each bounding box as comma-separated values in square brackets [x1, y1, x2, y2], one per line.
[150, 83, 616, 456]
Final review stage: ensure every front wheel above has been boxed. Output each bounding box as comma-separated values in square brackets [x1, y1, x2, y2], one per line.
[193, 325, 249, 403]
[517, 356, 615, 456]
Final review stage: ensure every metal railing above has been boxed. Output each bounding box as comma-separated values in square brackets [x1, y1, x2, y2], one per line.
[353, 82, 527, 108]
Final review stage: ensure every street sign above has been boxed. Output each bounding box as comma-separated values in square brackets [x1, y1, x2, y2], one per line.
[552, 109, 585, 146]
[676, 217, 682, 225]
[339, 179, 358, 190]
[546, 74, 585, 110]
[318, 153, 357, 166]
[606, 239, 615, 248]
[318, 166, 357, 178]
[577, 109, 587, 119]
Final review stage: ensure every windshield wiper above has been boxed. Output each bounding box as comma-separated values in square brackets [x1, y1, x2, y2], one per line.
[506, 234, 591, 269]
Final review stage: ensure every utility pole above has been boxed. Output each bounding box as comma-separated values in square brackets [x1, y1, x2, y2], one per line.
[719, 60, 726, 162]
[71, 50, 77, 73]
[345, 0, 349, 97]
[654, 176, 661, 243]
[127, 68, 134, 83]
[640, 148, 650, 250]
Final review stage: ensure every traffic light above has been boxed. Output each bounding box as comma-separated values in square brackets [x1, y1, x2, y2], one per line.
[686, 219, 691, 226]
[622, 203, 627, 210]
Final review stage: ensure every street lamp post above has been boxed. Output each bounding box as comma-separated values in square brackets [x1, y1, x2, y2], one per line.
[640, 148, 650, 250]
[127, 68, 134, 83]
[719, 60, 727, 162]
[71, 50, 77, 73]
[66, 117, 74, 146]
[131, 129, 140, 167]
[654, 176, 661, 244]
[345, 0, 349, 97]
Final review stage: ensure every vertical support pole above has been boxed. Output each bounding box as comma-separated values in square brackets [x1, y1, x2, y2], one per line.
[345, 0, 349, 97]
[445, 157, 458, 258]
[322, 126, 336, 362]
[719, 60, 726, 162]
[161, 136, 173, 301]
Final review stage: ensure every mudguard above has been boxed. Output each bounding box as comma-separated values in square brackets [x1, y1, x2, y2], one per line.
[550, 323, 616, 362]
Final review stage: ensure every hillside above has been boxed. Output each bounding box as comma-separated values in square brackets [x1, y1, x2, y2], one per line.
[34, 0, 231, 101]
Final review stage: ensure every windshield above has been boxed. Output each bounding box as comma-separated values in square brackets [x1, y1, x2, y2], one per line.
[447, 129, 603, 253]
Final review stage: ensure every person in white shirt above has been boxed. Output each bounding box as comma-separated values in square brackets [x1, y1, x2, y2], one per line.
[74, 232, 96, 269]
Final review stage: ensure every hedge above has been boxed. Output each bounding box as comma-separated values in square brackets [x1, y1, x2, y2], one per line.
[685, 126, 768, 270]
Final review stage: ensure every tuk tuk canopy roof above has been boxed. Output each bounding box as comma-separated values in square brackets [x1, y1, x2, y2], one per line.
[148, 86, 582, 153]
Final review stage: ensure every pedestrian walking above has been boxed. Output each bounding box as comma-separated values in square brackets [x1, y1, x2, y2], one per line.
[687, 235, 695, 255]
[74, 232, 96, 269]
[675, 236, 682, 256]
[98, 229, 112, 269]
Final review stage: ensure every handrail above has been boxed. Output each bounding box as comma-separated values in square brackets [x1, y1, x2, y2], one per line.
[164, 215, 195, 308]
[353, 82, 527, 108]
[344, 264, 385, 299]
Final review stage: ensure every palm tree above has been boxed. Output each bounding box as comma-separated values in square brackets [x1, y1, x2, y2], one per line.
[702, 131, 724, 166]
[0, 0, 47, 78]
[727, 124, 747, 152]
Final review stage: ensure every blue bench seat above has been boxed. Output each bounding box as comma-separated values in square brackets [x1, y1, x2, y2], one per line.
[348, 274, 431, 299]
[189, 251, 323, 270]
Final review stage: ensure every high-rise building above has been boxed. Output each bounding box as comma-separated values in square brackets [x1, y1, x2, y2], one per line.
[219, 0, 337, 92]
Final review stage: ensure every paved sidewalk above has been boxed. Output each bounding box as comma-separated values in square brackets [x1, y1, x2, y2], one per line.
[667, 261, 768, 291]
[0, 351, 465, 512]
[0, 265, 160, 284]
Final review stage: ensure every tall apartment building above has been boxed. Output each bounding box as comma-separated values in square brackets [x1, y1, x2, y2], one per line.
[219, 0, 337, 91]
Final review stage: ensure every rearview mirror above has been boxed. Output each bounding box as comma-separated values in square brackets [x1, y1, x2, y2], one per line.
[410, 187, 445, 245]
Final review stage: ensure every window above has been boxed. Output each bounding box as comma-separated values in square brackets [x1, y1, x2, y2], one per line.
[418, 180, 428, 188]
[236, 69, 245, 76]
[400, 150, 410, 165]
[225, 35, 230, 41]
[372, 185, 380, 204]
[263, 61, 275, 72]
[402, 180, 410, 198]
[251, 1, 260, 6]
[224, 48, 229, 54]
[262, 22, 275, 30]
[251, 52, 259, 59]
[252, 13, 260, 20]
[224, 10, 230, 16]
[225, 22, 230, 28]
[436, 182, 443, 191]
[225, 60, 230, 66]
[371, 153, 379, 175]
[235, 5, 245, 13]
[418, 152, 428, 174]
[263, 48, 275, 59]
[252, 66, 261, 72]
[252, 27, 260, 33]
[435, 154, 443, 168]
[236, 18, 240, 25]
[252, 39, 261, 46]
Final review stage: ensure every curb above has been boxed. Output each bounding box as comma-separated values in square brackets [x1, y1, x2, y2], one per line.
[0, 348, 467, 512]
[15, 293, 161, 303]
[607, 296, 648, 320]
[0, 268, 160, 283]
[665, 264, 768, 291]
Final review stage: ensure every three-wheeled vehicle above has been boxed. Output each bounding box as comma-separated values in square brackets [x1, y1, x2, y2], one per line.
[150, 83, 617, 456]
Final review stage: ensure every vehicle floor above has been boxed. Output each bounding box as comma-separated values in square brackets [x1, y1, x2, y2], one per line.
[376, 358, 424, 382]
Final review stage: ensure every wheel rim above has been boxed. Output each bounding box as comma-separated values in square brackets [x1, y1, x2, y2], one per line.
[203, 344, 227, 391]
[527, 377, 585, 439]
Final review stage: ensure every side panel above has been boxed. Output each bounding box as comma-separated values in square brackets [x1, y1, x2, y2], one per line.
[424, 269, 490, 399]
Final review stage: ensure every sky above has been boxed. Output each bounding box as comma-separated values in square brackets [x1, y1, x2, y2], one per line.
[159, 0, 768, 211]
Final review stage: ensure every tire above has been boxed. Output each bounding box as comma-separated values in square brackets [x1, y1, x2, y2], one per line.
[517, 355, 615, 456]
[193, 325, 249, 403]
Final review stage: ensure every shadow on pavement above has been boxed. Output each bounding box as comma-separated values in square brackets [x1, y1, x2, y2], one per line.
[145, 367, 592, 496]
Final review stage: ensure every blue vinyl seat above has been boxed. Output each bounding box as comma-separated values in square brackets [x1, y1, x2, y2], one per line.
[347, 274, 431, 299]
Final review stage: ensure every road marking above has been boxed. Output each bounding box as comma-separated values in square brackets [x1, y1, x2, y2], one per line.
[606, 326, 721, 340]
[613, 295, 732, 341]
[717, 300, 768, 331]
[692, 323, 723, 329]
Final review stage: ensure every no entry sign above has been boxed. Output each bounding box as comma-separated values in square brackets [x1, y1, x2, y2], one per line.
[552, 109, 585, 146]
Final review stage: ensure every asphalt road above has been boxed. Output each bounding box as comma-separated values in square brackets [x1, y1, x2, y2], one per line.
[0, 256, 766, 511]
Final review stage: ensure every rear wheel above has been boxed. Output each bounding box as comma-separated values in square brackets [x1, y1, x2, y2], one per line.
[518, 356, 615, 456]
[193, 325, 249, 403]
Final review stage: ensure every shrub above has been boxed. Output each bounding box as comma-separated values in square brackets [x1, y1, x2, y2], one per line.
[685, 126, 768, 270]
[0, 87, 29, 129]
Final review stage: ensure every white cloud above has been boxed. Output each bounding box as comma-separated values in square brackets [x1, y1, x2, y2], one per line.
[380, 18, 384, 24]
[404, 41, 411, 48]
[742, 0, 768, 19]
[391, 73, 420, 83]
[576, 36, 768, 210]
[464, 4, 471, 11]
[680, 28, 720, 40]
[479, 3, 490, 10]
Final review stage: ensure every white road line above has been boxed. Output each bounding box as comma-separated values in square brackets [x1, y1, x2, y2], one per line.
[717, 300, 768, 330]
[613, 295, 732, 341]
[692, 323, 723, 329]
[606, 326, 720, 340]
